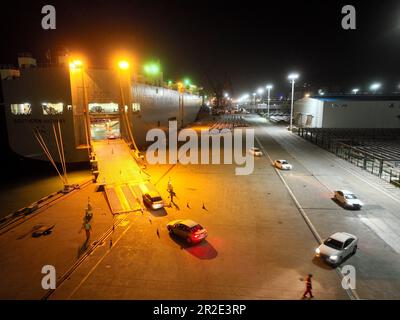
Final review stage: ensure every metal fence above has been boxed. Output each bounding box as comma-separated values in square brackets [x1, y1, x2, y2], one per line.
[298, 128, 400, 187]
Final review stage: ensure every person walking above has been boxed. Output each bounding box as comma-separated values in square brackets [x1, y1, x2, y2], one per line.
[84, 220, 92, 243]
[167, 177, 175, 207]
[80, 200, 93, 244]
[302, 274, 314, 299]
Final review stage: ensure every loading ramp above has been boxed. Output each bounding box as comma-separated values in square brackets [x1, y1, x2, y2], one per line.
[92, 139, 152, 214]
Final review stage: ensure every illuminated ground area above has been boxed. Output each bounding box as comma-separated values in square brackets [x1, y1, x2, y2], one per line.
[1, 115, 400, 299]
[50, 119, 349, 300]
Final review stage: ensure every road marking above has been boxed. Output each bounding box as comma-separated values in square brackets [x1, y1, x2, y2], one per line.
[271, 126, 400, 254]
[254, 125, 360, 300]
[66, 216, 134, 299]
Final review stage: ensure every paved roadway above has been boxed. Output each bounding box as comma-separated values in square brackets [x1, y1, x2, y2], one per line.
[247, 115, 400, 299]
[4, 114, 399, 299]
[51, 117, 349, 300]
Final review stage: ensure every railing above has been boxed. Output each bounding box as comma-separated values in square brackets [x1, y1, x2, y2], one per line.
[298, 127, 400, 187]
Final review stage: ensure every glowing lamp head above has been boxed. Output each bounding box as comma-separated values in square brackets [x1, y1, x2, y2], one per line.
[118, 60, 129, 70]
[288, 73, 299, 81]
[69, 60, 83, 70]
[257, 88, 264, 95]
[370, 83, 381, 91]
[144, 62, 160, 75]
[352, 88, 359, 94]
[266, 84, 273, 90]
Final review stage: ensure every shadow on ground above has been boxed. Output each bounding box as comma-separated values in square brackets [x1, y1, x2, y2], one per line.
[169, 234, 218, 260]
[147, 207, 168, 217]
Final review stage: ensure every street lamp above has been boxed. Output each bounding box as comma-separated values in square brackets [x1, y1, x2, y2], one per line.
[118, 60, 129, 70]
[352, 88, 359, 94]
[257, 88, 264, 107]
[370, 82, 381, 94]
[252, 92, 256, 108]
[265, 84, 273, 118]
[69, 59, 91, 155]
[117, 59, 136, 146]
[288, 73, 299, 131]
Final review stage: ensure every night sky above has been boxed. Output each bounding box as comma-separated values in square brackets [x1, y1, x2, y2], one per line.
[1, 0, 400, 97]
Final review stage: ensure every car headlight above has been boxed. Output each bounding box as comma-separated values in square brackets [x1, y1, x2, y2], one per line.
[330, 255, 338, 260]
[315, 248, 320, 254]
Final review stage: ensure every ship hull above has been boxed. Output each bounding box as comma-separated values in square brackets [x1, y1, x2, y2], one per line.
[1, 67, 202, 163]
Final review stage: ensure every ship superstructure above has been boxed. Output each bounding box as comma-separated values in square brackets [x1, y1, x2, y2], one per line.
[0, 53, 202, 163]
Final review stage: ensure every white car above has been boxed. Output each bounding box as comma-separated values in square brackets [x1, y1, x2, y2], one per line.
[249, 147, 263, 156]
[315, 232, 358, 266]
[334, 190, 363, 209]
[274, 159, 292, 170]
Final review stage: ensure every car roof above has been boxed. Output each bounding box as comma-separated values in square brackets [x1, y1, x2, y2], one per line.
[330, 232, 356, 242]
[181, 219, 199, 228]
[342, 190, 354, 194]
[277, 159, 287, 162]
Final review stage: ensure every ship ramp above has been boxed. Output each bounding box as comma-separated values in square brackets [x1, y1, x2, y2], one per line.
[92, 139, 152, 214]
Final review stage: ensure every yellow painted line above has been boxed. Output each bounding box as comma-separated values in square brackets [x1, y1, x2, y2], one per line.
[115, 186, 131, 212]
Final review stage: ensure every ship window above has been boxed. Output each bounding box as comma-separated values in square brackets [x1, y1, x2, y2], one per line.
[11, 103, 32, 115]
[42, 103, 63, 115]
[132, 103, 141, 112]
[88, 103, 119, 114]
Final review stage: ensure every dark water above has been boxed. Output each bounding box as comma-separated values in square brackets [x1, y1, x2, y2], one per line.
[0, 102, 91, 218]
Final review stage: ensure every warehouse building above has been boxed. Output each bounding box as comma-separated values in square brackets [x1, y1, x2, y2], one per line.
[294, 95, 400, 128]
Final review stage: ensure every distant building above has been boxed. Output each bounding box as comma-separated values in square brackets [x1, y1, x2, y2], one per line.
[294, 95, 400, 128]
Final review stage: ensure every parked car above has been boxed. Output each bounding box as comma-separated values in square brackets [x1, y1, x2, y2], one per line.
[334, 190, 363, 209]
[315, 232, 358, 266]
[274, 159, 293, 170]
[167, 219, 208, 244]
[249, 147, 263, 156]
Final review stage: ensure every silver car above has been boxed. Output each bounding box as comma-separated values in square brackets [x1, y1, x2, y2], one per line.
[315, 232, 358, 266]
[249, 147, 263, 156]
[274, 159, 293, 170]
[334, 190, 363, 209]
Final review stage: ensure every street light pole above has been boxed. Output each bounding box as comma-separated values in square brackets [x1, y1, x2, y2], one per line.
[288, 73, 299, 132]
[266, 84, 273, 118]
